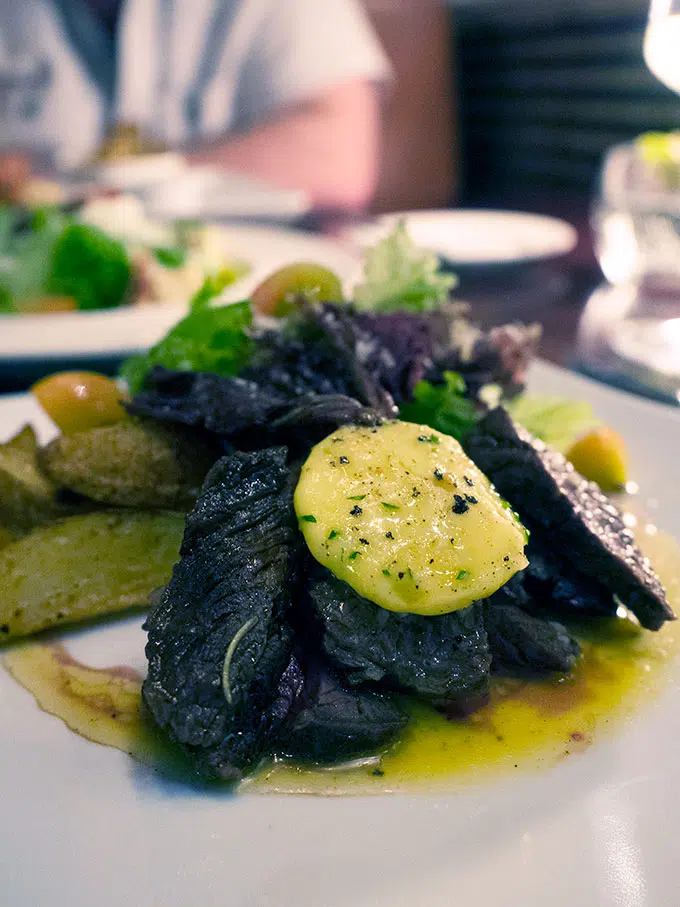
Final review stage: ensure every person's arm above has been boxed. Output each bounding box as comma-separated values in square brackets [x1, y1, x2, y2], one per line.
[187, 77, 381, 214]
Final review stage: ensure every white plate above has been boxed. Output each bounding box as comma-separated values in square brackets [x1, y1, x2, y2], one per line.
[81, 152, 187, 191]
[0, 224, 361, 362]
[2, 361, 680, 907]
[142, 167, 311, 224]
[344, 209, 579, 266]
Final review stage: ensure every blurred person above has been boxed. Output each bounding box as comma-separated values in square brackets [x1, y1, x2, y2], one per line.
[0, 0, 391, 211]
[363, 0, 458, 212]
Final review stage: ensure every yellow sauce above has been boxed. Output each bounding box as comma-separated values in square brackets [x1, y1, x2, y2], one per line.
[2, 642, 189, 772]
[3, 522, 680, 795]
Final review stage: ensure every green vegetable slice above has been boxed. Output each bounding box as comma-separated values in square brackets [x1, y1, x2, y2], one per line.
[506, 394, 600, 453]
[0, 511, 184, 642]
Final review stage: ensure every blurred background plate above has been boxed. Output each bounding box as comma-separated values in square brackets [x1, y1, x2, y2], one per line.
[79, 152, 187, 192]
[0, 223, 361, 367]
[343, 209, 579, 266]
[142, 167, 312, 224]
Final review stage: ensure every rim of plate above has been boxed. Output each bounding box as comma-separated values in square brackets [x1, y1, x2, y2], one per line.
[343, 209, 579, 265]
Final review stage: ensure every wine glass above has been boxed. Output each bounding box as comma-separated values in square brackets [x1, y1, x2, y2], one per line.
[580, 0, 680, 403]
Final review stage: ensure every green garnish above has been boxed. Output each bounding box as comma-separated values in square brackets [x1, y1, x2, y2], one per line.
[348, 495, 366, 501]
[401, 372, 479, 444]
[353, 220, 457, 313]
[0, 208, 131, 313]
[153, 246, 187, 269]
[328, 529, 341, 540]
[300, 514, 317, 523]
[456, 569, 470, 581]
[506, 394, 600, 454]
[348, 551, 360, 561]
[381, 502, 400, 511]
[382, 569, 391, 577]
[120, 297, 253, 394]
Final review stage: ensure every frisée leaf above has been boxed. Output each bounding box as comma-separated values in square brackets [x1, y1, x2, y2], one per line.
[353, 221, 457, 312]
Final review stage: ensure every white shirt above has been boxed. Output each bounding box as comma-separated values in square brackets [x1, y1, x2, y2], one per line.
[0, 0, 391, 170]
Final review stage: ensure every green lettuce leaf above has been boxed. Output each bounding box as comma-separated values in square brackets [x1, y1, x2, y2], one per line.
[0, 206, 68, 302]
[353, 220, 457, 312]
[45, 222, 131, 310]
[153, 246, 187, 269]
[399, 372, 479, 442]
[120, 295, 253, 394]
[506, 394, 600, 452]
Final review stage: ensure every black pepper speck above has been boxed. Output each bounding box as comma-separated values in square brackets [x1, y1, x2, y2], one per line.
[350, 505, 363, 516]
[359, 538, 370, 546]
[452, 495, 469, 515]
[465, 494, 478, 505]
[385, 531, 394, 539]
[339, 456, 350, 465]
[464, 476, 474, 487]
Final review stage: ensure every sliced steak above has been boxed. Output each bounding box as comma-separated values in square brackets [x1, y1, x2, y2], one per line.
[484, 600, 580, 675]
[276, 659, 407, 764]
[307, 565, 491, 710]
[465, 408, 674, 630]
[143, 448, 299, 781]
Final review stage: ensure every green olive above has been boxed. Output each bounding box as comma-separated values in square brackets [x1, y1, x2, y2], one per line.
[32, 372, 127, 434]
[251, 262, 343, 316]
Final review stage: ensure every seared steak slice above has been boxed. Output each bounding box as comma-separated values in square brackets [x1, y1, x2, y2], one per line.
[307, 565, 491, 710]
[466, 408, 673, 630]
[276, 659, 407, 764]
[484, 600, 580, 675]
[143, 448, 299, 781]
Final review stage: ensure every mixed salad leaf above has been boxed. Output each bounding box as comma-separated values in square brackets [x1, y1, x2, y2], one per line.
[119, 222, 594, 452]
[0, 206, 131, 311]
[120, 295, 253, 394]
[506, 394, 601, 454]
[353, 220, 458, 312]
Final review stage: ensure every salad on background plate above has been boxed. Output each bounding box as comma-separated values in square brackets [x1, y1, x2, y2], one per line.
[0, 194, 248, 316]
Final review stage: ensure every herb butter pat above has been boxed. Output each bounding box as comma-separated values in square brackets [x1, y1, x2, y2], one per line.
[294, 421, 528, 615]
